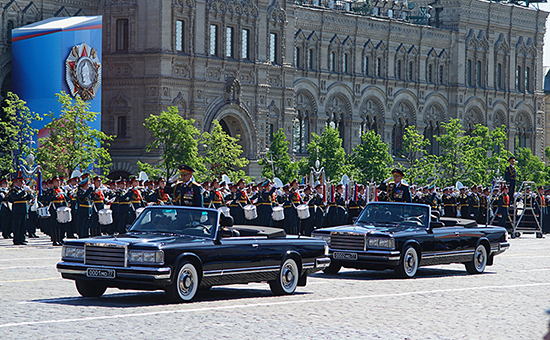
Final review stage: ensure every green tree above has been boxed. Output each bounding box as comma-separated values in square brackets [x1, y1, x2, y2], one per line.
[299, 127, 348, 181]
[36, 92, 112, 178]
[142, 106, 202, 180]
[402, 125, 433, 184]
[515, 147, 546, 184]
[349, 130, 392, 184]
[201, 119, 249, 181]
[136, 161, 165, 181]
[436, 118, 469, 186]
[0, 92, 42, 174]
[259, 128, 296, 182]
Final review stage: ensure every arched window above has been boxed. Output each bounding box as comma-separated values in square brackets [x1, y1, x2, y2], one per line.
[439, 65, 444, 84]
[392, 119, 406, 157]
[343, 53, 349, 74]
[293, 114, 309, 154]
[424, 121, 441, 155]
[376, 58, 382, 77]
[295, 47, 301, 69]
[330, 51, 337, 72]
[117, 116, 127, 137]
[364, 56, 370, 75]
[467, 59, 473, 86]
[396, 60, 402, 80]
[496, 63, 503, 90]
[308, 49, 315, 70]
[476, 60, 482, 87]
[516, 66, 522, 91]
[427, 64, 433, 83]
[525, 67, 531, 93]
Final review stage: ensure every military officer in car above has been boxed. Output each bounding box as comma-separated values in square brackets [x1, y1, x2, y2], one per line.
[388, 169, 412, 203]
[172, 165, 203, 207]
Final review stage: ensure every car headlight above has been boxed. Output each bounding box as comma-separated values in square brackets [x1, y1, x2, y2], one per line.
[312, 234, 331, 246]
[128, 251, 164, 264]
[62, 246, 84, 259]
[367, 238, 395, 249]
[324, 244, 329, 256]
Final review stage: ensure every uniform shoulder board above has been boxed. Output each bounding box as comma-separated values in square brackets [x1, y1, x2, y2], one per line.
[401, 182, 409, 187]
[192, 181, 200, 187]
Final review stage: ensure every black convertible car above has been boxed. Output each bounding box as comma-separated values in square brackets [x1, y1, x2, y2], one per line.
[57, 206, 330, 302]
[312, 202, 510, 278]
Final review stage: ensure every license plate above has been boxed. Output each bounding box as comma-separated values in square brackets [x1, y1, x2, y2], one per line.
[333, 252, 358, 260]
[86, 268, 115, 279]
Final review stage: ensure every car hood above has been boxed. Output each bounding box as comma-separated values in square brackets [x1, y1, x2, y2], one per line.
[315, 224, 426, 236]
[70, 233, 211, 248]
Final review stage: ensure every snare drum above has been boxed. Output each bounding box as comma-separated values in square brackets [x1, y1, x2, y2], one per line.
[98, 209, 113, 225]
[243, 204, 257, 220]
[272, 206, 285, 221]
[37, 206, 50, 219]
[218, 206, 231, 217]
[296, 204, 310, 220]
[56, 206, 72, 224]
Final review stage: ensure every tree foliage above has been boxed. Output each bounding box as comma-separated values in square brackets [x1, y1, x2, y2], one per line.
[143, 106, 202, 180]
[36, 92, 111, 178]
[435, 118, 468, 186]
[402, 125, 431, 184]
[515, 147, 546, 184]
[299, 127, 349, 181]
[349, 130, 392, 184]
[201, 119, 249, 181]
[0, 92, 42, 174]
[259, 128, 296, 182]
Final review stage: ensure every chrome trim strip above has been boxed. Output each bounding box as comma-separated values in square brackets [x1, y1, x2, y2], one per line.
[302, 262, 315, 269]
[315, 258, 330, 268]
[203, 265, 281, 277]
[58, 269, 86, 275]
[58, 263, 170, 274]
[423, 250, 475, 257]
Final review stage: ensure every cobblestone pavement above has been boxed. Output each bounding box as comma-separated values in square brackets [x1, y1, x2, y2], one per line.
[0, 233, 548, 340]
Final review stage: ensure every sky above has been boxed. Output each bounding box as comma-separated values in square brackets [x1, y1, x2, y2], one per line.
[538, 3, 550, 66]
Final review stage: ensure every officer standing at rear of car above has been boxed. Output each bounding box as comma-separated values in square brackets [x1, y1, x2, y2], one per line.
[172, 165, 203, 207]
[388, 169, 411, 203]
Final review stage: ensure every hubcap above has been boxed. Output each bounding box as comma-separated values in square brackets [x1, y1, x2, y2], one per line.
[179, 269, 194, 295]
[282, 263, 295, 289]
[405, 250, 417, 275]
[475, 247, 486, 270]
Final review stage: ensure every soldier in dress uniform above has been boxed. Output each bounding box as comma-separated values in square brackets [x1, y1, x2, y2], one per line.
[8, 176, 32, 245]
[388, 169, 412, 203]
[0, 178, 12, 239]
[202, 181, 212, 208]
[477, 187, 489, 224]
[128, 176, 144, 224]
[457, 187, 469, 218]
[347, 185, 362, 224]
[91, 176, 105, 236]
[467, 185, 480, 221]
[312, 183, 325, 230]
[535, 186, 546, 232]
[172, 165, 203, 207]
[66, 174, 80, 238]
[257, 180, 276, 227]
[287, 179, 302, 234]
[51, 176, 68, 245]
[211, 179, 225, 209]
[40, 179, 53, 238]
[497, 186, 510, 229]
[504, 156, 517, 205]
[235, 179, 249, 225]
[76, 177, 94, 238]
[423, 184, 441, 217]
[300, 185, 314, 236]
[334, 184, 347, 226]
[442, 187, 457, 217]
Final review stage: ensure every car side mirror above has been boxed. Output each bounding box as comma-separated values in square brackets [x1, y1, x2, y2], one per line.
[430, 221, 445, 229]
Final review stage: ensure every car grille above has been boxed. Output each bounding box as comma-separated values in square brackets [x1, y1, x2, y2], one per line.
[330, 232, 366, 251]
[85, 244, 126, 267]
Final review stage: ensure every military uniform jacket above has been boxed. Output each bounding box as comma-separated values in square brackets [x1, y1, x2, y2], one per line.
[504, 165, 517, 187]
[8, 186, 32, 214]
[236, 189, 250, 206]
[77, 187, 94, 212]
[172, 181, 203, 207]
[388, 182, 412, 203]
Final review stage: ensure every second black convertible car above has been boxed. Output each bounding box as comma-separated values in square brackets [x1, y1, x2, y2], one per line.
[312, 202, 509, 278]
[57, 206, 330, 302]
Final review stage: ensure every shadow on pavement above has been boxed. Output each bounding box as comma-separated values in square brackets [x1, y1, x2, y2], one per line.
[29, 286, 311, 308]
[312, 267, 497, 281]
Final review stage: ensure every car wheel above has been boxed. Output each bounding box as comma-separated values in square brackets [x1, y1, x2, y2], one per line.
[465, 244, 487, 274]
[165, 261, 199, 303]
[270, 258, 299, 296]
[323, 262, 341, 275]
[75, 280, 107, 298]
[395, 245, 419, 278]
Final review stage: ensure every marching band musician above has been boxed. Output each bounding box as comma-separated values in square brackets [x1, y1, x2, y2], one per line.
[257, 180, 275, 227]
[67, 174, 80, 238]
[478, 187, 489, 224]
[388, 169, 411, 203]
[335, 184, 347, 226]
[172, 165, 203, 207]
[467, 185, 480, 221]
[148, 177, 170, 205]
[235, 179, 249, 225]
[280, 184, 293, 232]
[128, 176, 144, 224]
[312, 183, 325, 230]
[202, 181, 212, 208]
[287, 179, 302, 234]
[0, 178, 12, 239]
[40, 180, 53, 238]
[76, 176, 94, 238]
[91, 176, 105, 236]
[8, 176, 33, 245]
[51, 176, 67, 246]
[211, 179, 225, 209]
[423, 184, 441, 217]
[442, 187, 457, 217]
[300, 185, 314, 236]
[227, 184, 241, 221]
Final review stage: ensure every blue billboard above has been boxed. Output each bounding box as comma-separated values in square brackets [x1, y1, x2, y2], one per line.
[11, 16, 102, 142]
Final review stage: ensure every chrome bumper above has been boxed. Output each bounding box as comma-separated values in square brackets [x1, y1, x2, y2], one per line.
[492, 241, 510, 256]
[57, 262, 172, 280]
[330, 249, 401, 262]
[315, 257, 331, 269]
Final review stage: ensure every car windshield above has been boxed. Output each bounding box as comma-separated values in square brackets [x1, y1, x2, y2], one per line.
[356, 203, 429, 229]
[128, 207, 219, 238]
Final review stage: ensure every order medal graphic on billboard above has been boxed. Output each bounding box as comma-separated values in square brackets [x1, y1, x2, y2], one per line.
[65, 42, 101, 101]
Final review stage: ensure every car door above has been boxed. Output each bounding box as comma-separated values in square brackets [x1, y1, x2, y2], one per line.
[219, 236, 264, 277]
[430, 224, 461, 264]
